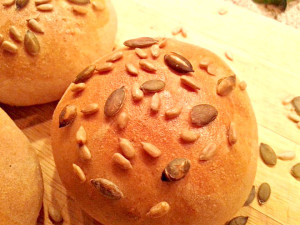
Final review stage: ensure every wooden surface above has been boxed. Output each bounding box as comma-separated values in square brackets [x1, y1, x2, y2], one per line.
[2, 0, 300, 224]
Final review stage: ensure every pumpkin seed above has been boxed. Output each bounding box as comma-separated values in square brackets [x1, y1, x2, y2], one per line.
[140, 80, 165, 93]
[117, 112, 129, 129]
[147, 202, 170, 218]
[112, 153, 132, 170]
[244, 186, 255, 206]
[16, 0, 29, 9]
[162, 158, 191, 182]
[72, 163, 86, 182]
[124, 37, 158, 48]
[239, 81, 247, 91]
[90, 178, 124, 200]
[24, 30, 40, 56]
[199, 143, 217, 161]
[27, 19, 44, 33]
[9, 26, 22, 42]
[36, 3, 53, 11]
[150, 93, 160, 112]
[119, 138, 136, 159]
[135, 48, 148, 59]
[226, 216, 248, 225]
[1, 41, 18, 54]
[190, 104, 218, 127]
[59, 105, 77, 128]
[73, 5, 88, 15]
[141, 142, 161, 158]
[2, 0, 15, 6]
[260, 143, 277, 166]
[48, 205, 63, 224]
[125, 63, 138, 76]
[139, 59, 156, 72]
[106, 51, 123, 62]
[180, 129, 199, 143]
[35, 0, 50, 5]
[73, 65, 95, 83]
[104, 86, 125, 117]
[291, 163, 300, 179]
[68, 0, 89, 4]
[180, 76, 200, 90]
[217, 76, 236, 96]
[164, 52, 194, 73]
[292, 96, 300, 116]
[257, 183, 271, 205]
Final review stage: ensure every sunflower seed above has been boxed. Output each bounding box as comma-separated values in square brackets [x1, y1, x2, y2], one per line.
[96, 62, 113, 73]
[158, 38, 167, 48]
[225, 51, 233, 61]
[48, 206, 63, 224]
[81, 103, 99, 115]
[260, 143, 277, 166]
[199, 57, 211, 68]
[68, 0, 90, 4]
[73, 65, 95, 83]
[2, 0, 14, 6]
[151, 44, 160, 58]
[1, 41, 18, 54]
[172, 26, 181, 35]
[73, 5, 88, 15]
[24, 30, 40, 56]
[140, 80, 165, 93]
[112, 153, 132, 170]
[72, 163, 86, 182]
[244, 186, 255, 206]
[36, 3, 53, 11]
[150, 93, 160, 112]
[199, 143, 217, 161]
[141, 142, 161, 158]
[131, 82, 144, 101]
[206, 63, 218, 76]
[226, 216, 248, 225]
[139, 59, 156, 72]
[180, 76, 200, 90]
[59, 105, 77, 128]
[91, 178, 124, 200]
[9, 26, 22, 42]
[239, 81, 247, 91]
[217, 76, 236, 96]
[124, 37, 158, 48]
[181, 27, 187, 37]
[287, 113, 300, 122]
[165, 106, 182, 119]
[104, 86, 125, 117]
[76, 126, 86, 145]
[70, 82, 86, 93]
[292, 96, 300, 115]
[92, 1, 104, 10]
[257, 183, 271, 205]
[107, 51, 123, 62]
[277, 151, 295, 160]
[218, 8, 228, 15]
[135, 48, 147, 59]
[164, 52, 194, 73]
[16, 0, 29, 9]
[125, 63, 138, 76]
[191, 104, 218, 127]
[117, 112, 129, 129]
[79, 145, 91, 160]
[291, 163, 300, 179]
[35, 0, 50, 5]
[27, 19, 44, 33]
[180, 129, 199, 143]
[282, 95, 293, 105]
[119, 138, 135, 159]
[0, 35, 3, 45]
[162, 158, 191, 182]
[228, 122, 237, 145]
[147, 202, 170, 218]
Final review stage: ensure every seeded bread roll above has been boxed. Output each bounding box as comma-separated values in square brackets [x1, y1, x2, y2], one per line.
[51, 38, 258, 225]
[0, 108, 43, 225]
[0, 0, 117, 106]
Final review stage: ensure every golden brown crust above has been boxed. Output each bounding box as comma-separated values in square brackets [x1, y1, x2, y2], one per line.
[0, 0, 117, 106]
[51, 38, 258, 225]
[0, 108, 43, 225]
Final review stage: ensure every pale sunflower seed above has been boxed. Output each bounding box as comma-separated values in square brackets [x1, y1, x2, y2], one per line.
[90, 178, 124, 200]
[165, 106, 182, 119]
[117, 112, 129, 129]
[81, 103, 99, 115]
[107, 51, 123, 62]
[70, 82, 86, 93]
[257, 183, 271, 205]
[119, 138, 135, 159]
[172, 26, 181, 35]
[218, 8, 228, 15]
[239, 81, 247, 91]
[244, 186, 255, 206]
[124, 37, 158, 48]
[140, 80, 165, 93]
[162, 158, 191, 182]
[260, 143, 277, 166]
[2, 0, 15, 6]
[125, 63, 138, 76]
[139, 59, 156, 72]
[73, 65, 95, 83]
[150, 93, 160, 112]
[48, 205, 63, 224]
[180, 129, 199, 143]
[282, 95, 294, 105]
[226, 216, 248, 225]
[112, 153, 132, 170]
[206, 63, 219, 76]
[199, 57, 211, 68]
[164, 52, 194, 73]
[147, 202, 170, 218]
[141, 142, 161, 158]
[79, 145, 91, 160]
[104, 86, 125, 117]
[287, 113, 300, 122]
[16, 0, 29, 9]
[24, 30, 40, 56]
[150, 44, 160, 58]
[292, 96, 300, 116]
[73, 5, 88, 15]
[0, 34, 3, 45]
[191, 104, 218, 127]
[217, 76, 236, 96]
[96, 62, 113, 73]
[181, 27, 187, 37]
[228, 122, 237, 145]
[36, 3, 53, 11]
[72, 163, 86, 182]
[131, 82, 144, 101]
[158, 38, 167, 48]
[76, 126, 86, 145]
[180, 76, 200, 90]
[35, 0, 50, 5]
[291, 163, 300, 179]
[135, 48, 147, 59]
[1, 41, 18, 54]
[27, 19, 44, 33]
[59, 105, 77, 128]
[277, 151, 296, 160]
[225, 50, 233, 61]
[68, 0, 90, 4]
[199, 143, 217, 161]
[9, 26, 22, 42]
[92, 1, 105, 10]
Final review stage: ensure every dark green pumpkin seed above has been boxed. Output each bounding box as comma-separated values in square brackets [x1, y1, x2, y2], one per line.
[244, 186, 255, 206]
[140, 80, 165, 93]
[164, 52, 194, 73]
[104, 86, 125, 117]
[24, 30, 40, 56]
[124, 37, 158, 48]
[162, 158, 191, 182]
[257, 183, 271, 205]
[91, 178, 123, 200]
[67, 0, 90, 4]
[16, 0, 29, 9]
[190, 104, 218, 127]
[291, 163, 300, 179]
[260, 143, 277, 166]
[291, 96, 300, 116]
[226, 216, 248, 225]
[73, 65, 96, 84]
[59, 105, 77, 128]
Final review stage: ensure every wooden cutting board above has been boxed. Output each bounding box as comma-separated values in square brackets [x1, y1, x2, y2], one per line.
[2, 0, 300, 224]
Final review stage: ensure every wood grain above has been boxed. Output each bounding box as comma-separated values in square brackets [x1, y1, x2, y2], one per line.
[2, 0, 300, 224]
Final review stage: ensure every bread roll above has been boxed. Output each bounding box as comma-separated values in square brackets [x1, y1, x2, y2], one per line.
[0, 0, 117, 106]
[51, 38, 258, 225]
[0, 108, 43, 225]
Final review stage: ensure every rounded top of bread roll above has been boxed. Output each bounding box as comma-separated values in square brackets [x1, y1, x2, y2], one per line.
[0, 108, 43, 225]
[0, 0, 117, 106]
[51, 38, 258, 225]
